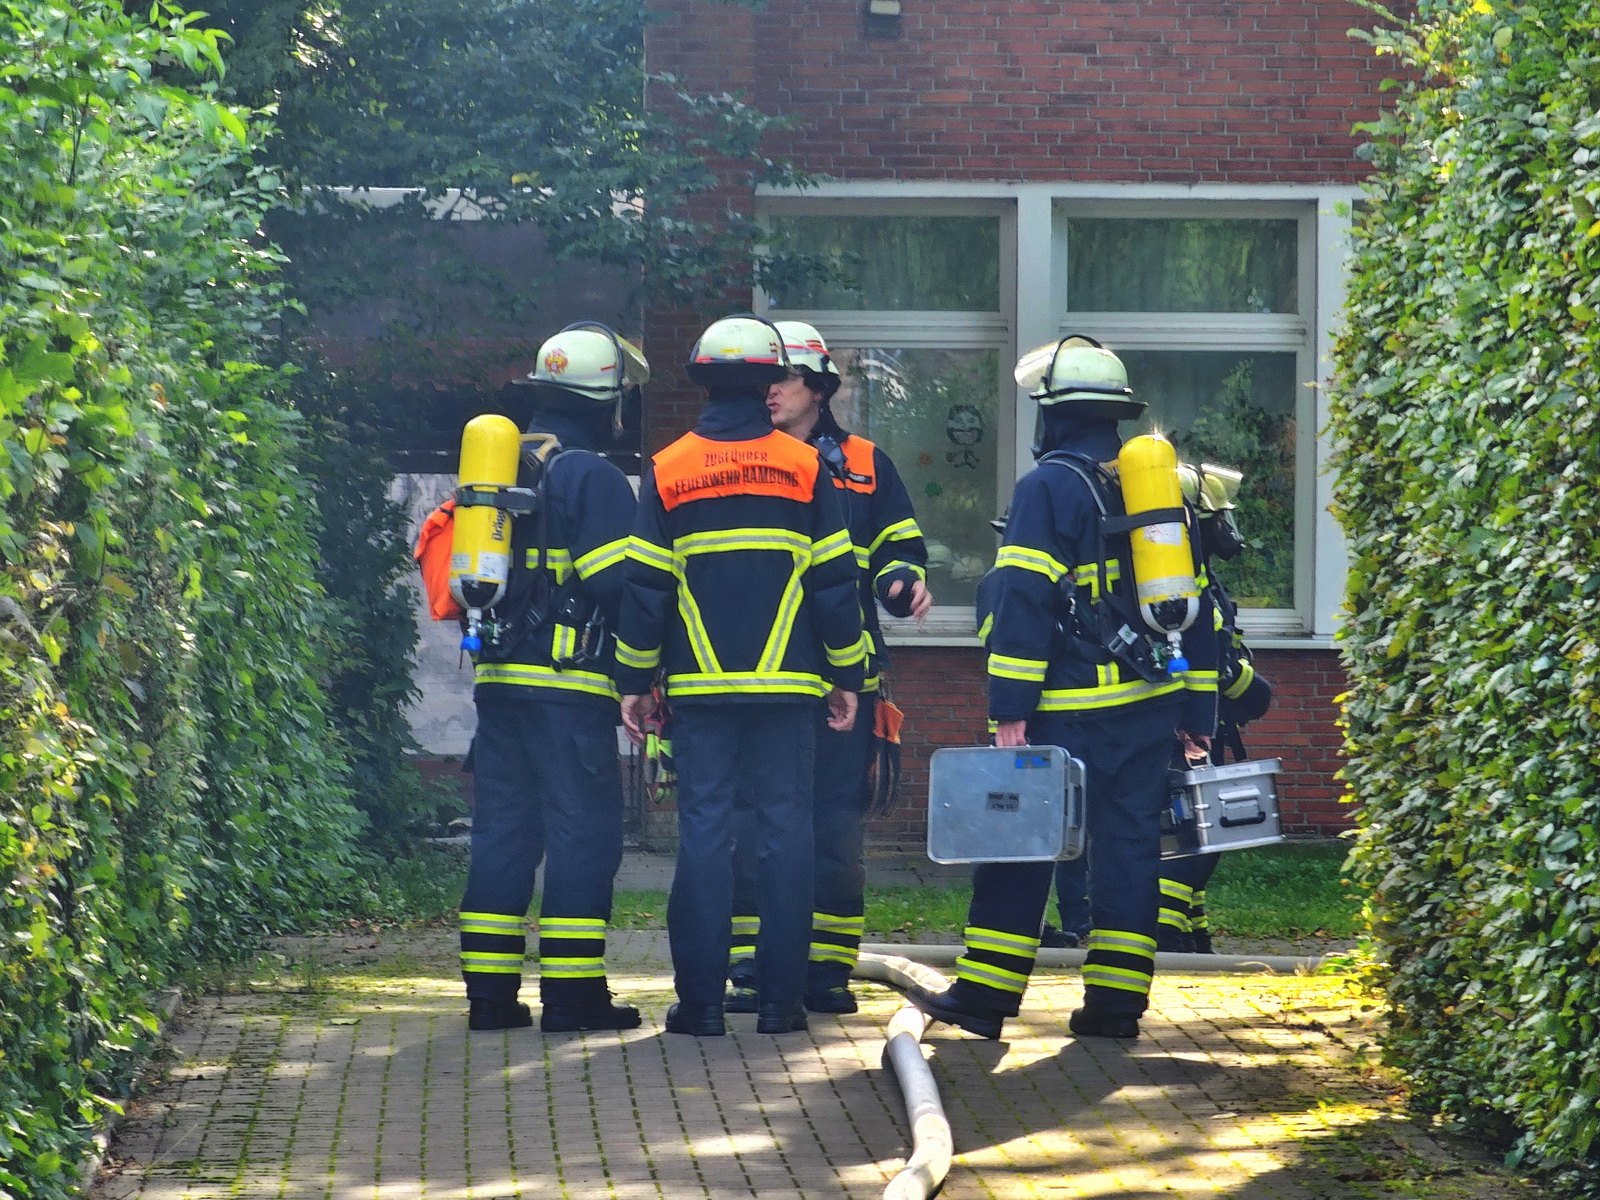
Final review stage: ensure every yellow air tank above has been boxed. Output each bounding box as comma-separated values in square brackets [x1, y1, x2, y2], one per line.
[1116, 434, 1199, 666]
[450, 414, 522, 648]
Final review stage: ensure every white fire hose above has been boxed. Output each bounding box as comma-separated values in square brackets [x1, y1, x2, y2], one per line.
[852, 952, 955, 1200]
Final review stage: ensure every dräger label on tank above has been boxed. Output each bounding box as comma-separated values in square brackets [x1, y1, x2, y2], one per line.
[474, 552, 510, 583]
[1138, 521, 1185, 546]
[1137, 574, 1196, 602]
[450, 552, 471, 572]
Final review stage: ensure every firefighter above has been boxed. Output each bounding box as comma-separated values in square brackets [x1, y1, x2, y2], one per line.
[616, 314, 867, 1037]
[907, 336, 1219, 1041]
[451, 323, 646, 1033]
[725, 321, 931, 1015]
[1158, 464, 1274, 952]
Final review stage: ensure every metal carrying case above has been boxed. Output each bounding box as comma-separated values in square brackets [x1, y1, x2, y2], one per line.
[1161, 757, 1284, 859]
[927, 745, 1087, 864]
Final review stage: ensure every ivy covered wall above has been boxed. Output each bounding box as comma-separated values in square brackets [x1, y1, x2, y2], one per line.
[1333, 2, 1600, 1192]
[0, 3, 368, 1194]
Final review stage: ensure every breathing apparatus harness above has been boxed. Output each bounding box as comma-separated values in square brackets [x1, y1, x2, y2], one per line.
[1038, 451, 1201, 684]
[455, 435, 607, 670]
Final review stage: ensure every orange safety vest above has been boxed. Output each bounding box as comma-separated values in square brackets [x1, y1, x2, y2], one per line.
[652, 431, 819, 512]
[412, 499, 465, 622]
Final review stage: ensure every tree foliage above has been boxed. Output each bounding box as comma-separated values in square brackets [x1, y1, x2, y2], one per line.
[1332, 2, 1600, 1192]
[0, 3, 367, 1193]
[206, 0, 834, 304]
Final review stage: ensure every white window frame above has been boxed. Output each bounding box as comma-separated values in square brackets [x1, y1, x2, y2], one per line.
[756, 198, 1017, 642]
[755, 181, 1360, 648]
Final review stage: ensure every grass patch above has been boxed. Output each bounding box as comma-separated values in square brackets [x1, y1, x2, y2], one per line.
[333, 840, 1361, 942]
[1205, 841, 1359, 939]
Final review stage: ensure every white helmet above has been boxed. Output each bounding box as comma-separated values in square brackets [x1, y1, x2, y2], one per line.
[686, 314, 790, 388]
[775, 320, 841, 400]
[1014, 334, 1143, 421]
[529, 322, 649, 404]
[1178, 462, 1244, 513]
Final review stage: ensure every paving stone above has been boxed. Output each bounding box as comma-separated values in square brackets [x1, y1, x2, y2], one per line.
[90, 934, 1537, 1200]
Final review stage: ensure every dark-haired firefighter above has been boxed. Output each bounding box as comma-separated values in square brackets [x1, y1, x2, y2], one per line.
[449, 324, 648, 1033]
[617, 315, 867, 1037]
[908, 336, 1219, 1042]
[725, 320, 931, 1015]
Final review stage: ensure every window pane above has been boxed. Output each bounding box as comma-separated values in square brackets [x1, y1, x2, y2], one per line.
[767, 216, 1000, 311]
[830, 348, 999, 607]
[1064, 218, 1298, 313]
[1120, 350, 1297, 609]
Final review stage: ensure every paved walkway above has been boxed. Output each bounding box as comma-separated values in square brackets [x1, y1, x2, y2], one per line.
[91, 929, 1536, 1200]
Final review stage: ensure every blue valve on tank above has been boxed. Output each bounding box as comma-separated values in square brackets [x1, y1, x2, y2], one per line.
[461, 633, 481, 653]
[1165, 632, 1188, 676]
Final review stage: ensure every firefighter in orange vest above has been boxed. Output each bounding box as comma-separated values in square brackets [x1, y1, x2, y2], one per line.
[437, 324, 646, 1033]
[725, 321, 931, 1015]
[616, 315, 867, 1036]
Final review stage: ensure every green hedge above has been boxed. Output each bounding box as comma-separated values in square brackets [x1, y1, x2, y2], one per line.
[1332, 2, 1600, 1192]
[0, 3, 365, 1194]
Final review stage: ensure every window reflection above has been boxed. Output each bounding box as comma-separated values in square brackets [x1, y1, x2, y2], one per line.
[1121, 349, 1297, 609]
[830, 348, 1001, 607]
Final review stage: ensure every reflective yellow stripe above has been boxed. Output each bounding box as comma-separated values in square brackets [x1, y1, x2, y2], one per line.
[539, 958, 606, 978]
[614, 638, 659, 670]
[868, 518, 923, 556]
[826, 632, 869, 669]
[539, 917, 606, 935]
[809, 945, 858, 966]
[1038, 679, 1183, 711]
[626, 536, 677, 573]
[977, 613, 994, 644]
[460, 912, 525, 934]
[1087, 930, 1157, 959]
[575, 538, 628, 577]
[1181, 668, 1219, 693]
[1082, 964, 1153, 993]
[731, 915, 761, 936]
[461, 952, 523, 973]
[552, 624, 578, 660]
[525, 547, 574, 582]
[1158, 908, 1191, 931]
[474, 663, 619, 700]
[965, 926, 1042, 956]
[757, 566, 805, 672]
[665, 671, 830, 698]
[853, 546, 871, 570]
[813, 913, 865, 934]
[1072, 560, 1122, 600]
[955, 957, 1030, 993]
[1224, 661, 1256, 700]
[812, 528, 854, 566]
[989, 653, 1047, 682]
[874, 559, 926, 586]
[675, 528, 812, 557]
[677, 585, 723, 674]
[995, 545, 1068, 582]
[1159, 880, 1194, 903]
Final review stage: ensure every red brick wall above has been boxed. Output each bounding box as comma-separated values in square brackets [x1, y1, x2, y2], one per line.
[650, 0, 1393, 187]
[866, 644, 1350, 850]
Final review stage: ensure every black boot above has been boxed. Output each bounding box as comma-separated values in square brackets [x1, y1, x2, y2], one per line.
[904, 985, 1005, 1040]
[1191, 929, 1214, 954]
[665, 1002, 726, 1037]
[755, 999, 808, 1034]
[804, 985, 858, 1015]
[1069, 1007, 1140, 1039]
[541, 1000, 642, 1032]
[1039, 923, 1079, 949]
[469, 999, 533, 1031]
